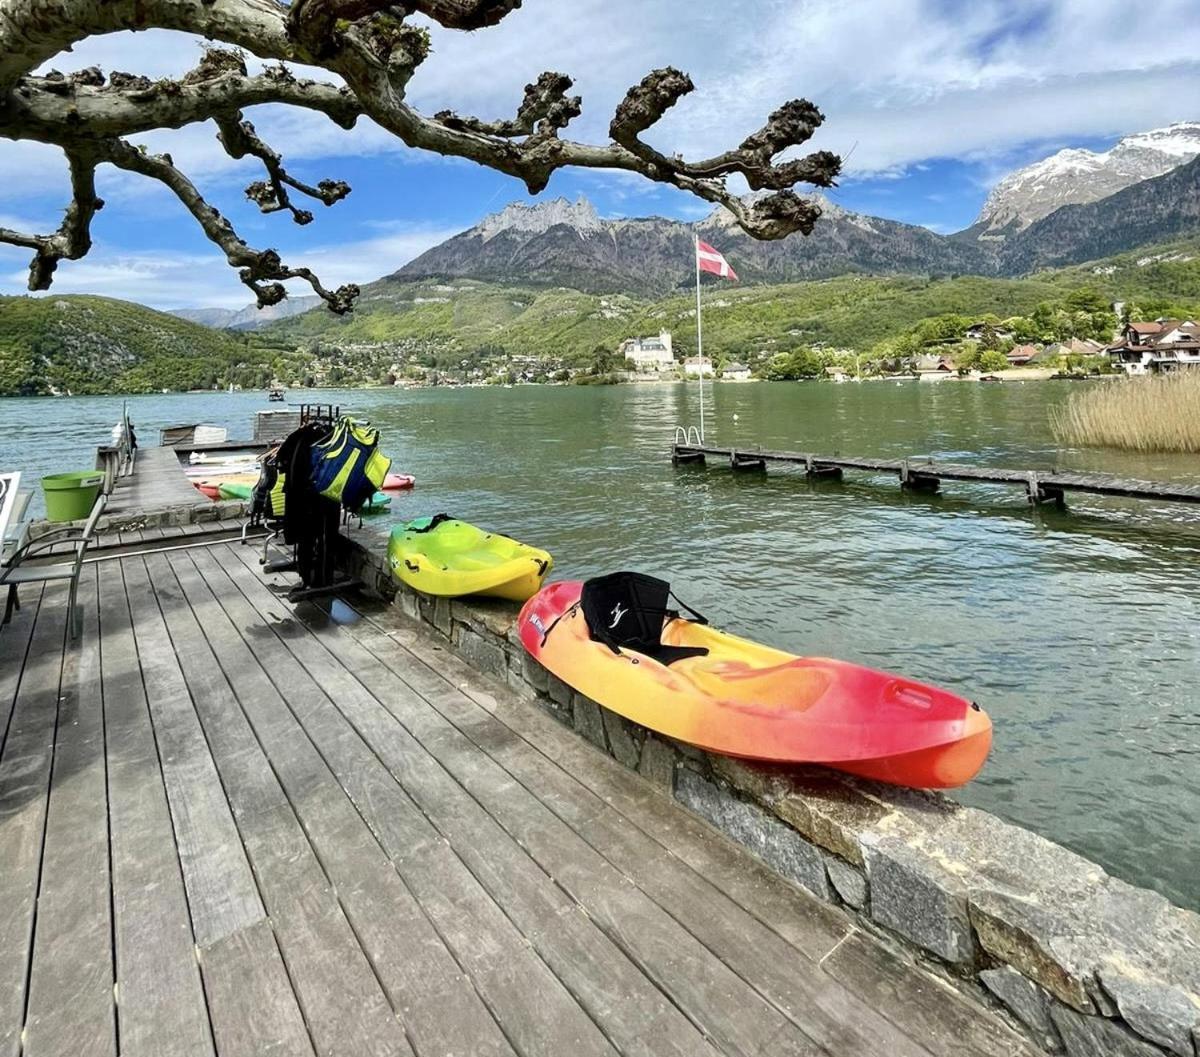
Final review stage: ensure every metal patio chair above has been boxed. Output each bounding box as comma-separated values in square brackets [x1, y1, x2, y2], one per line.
[1, 493, 108, 638]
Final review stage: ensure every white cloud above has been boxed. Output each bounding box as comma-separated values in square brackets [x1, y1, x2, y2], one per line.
[0, 220, 461, 309]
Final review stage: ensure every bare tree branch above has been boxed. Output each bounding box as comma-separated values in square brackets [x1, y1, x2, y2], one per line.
[98, 138, 359, 312]
[0, 0, 841, 311]
[216, 114, 351, 224]
[0, 150, 103, 289]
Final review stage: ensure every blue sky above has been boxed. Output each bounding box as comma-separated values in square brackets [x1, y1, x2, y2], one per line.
[1, 0, 1197, 308]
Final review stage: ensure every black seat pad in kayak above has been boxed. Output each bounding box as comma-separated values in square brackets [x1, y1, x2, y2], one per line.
[580, 571, 709, 665]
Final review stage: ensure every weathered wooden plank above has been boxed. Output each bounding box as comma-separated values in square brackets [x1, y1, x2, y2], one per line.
[220, 546, 728, 1057]
[122, 555, 264, 948]
[223, 549, 827, 1057]
[198, 920, 315, 1057]
[23, 566, 116, 1057]
[144, 553, 410, 1057]
[317, 604, 936, 1057]
[96, 558, 215, 1057]
[356, 597, 849, 955]
[0, 578, 40, 749]
[822, 931, 1039, 1057]
[0, 584, 64, 1057]
[359, 602, 1040, 1057]
[170, 548, 521, 1057]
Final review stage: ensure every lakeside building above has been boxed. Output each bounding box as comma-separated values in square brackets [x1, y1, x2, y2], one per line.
[1104, 319, 1200, 375]
[620, 331, 676, 372]
[722, 363, 752, 381]
[913, 353, 955, 375]
[682, 355, 715, 377]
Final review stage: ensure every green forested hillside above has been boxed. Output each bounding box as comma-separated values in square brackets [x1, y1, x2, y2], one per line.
[266, 236, 1200, 368]
[4, 237, 1199, 395]
[0, 295, 310, 396]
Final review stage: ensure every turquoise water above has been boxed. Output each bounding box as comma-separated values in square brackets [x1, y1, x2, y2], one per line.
[2, 381, 1199, 908]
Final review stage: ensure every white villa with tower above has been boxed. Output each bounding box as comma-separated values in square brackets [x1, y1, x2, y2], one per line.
[620, 331, 676, 372]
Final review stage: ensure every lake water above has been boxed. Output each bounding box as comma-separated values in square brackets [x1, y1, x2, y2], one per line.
[3, 380, 1199, 908]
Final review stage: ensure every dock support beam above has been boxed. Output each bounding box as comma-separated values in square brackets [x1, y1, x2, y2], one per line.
[1027, 472, 1065, 508]
[731, 451, 767, 473]
[899, 460, 940, 494]
[672, 446, 706, 467]
[804, 456, 843, 481]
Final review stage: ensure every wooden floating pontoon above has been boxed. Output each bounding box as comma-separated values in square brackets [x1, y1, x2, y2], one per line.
[672, 443, 1200, 507]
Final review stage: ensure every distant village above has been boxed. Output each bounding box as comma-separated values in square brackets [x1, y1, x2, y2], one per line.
[295, 310, 1200, 390]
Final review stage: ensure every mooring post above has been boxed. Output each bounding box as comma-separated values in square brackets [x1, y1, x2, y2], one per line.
[731, 450, 767, 473]
[1026, 471, 1065, 508]
[899, 459, 940, 494]
[805, 455, 843, 481]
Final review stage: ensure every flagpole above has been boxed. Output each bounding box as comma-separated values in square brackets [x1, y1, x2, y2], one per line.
[694, 234, 705, 443]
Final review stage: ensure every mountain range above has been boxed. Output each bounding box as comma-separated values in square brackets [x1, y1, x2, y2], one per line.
[965, 122, 1200, 239]
[171, 121, 1200, 318]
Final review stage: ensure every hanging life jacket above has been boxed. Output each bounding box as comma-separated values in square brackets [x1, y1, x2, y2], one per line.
[250, 451, 287, 521]
[309, 417, 392, 513]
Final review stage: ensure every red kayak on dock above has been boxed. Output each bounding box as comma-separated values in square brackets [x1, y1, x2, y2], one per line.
[518, 575, 992, 789]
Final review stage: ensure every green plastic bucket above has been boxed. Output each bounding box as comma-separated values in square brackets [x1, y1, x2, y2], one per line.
[42, 471, 103, 523]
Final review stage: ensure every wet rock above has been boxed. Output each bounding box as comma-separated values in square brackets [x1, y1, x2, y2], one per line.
[980, 966, 1062, 1051]
[863, 829, 975, 966]
[638, 736, 676, 790]
[572, 693, 608, 751]
[676, 770, 831, 899]
[601, 709, 641, 769]
[825, 856, 867, 910]
[1049, 1005, 1168, 1057]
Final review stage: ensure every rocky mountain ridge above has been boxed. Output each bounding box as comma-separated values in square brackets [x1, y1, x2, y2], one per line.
[968, 122, 1200, 239]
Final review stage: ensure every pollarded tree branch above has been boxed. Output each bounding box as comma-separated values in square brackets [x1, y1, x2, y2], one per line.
[0, 0, 841, 312]
[435, 71, 581, 138]
[97, 138, 359, 312]
[216, 114, 351, 224]
[0, 150, 104, 289]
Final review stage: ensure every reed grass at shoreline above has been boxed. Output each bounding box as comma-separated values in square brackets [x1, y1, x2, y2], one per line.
[1050, 371, 1200, 453]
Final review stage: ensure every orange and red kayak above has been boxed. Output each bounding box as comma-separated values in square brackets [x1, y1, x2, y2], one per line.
[518, 580, 992, 789]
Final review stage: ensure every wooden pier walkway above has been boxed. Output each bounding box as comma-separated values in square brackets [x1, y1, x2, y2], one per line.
[104, 445, 219, 517]
[672, 443, 1200, 507]
[0, 531, 1037, 1057]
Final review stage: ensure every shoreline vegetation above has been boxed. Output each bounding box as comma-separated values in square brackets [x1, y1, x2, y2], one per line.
[1051, 370, 1200, 453]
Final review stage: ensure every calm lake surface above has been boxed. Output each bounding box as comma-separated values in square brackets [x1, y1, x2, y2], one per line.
[3, 379, 1198, 908]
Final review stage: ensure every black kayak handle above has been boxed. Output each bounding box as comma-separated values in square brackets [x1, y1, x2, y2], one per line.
[404, 559, 419, 572]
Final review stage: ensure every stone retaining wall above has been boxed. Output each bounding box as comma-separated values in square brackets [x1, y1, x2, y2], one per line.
[344, 528, 1200, 1057]
[29, 497, 249, 539]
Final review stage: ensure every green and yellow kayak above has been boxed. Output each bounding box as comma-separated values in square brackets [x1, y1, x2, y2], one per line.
[388, 515, 552, 601]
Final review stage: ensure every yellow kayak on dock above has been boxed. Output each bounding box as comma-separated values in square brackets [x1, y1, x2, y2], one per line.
[388, 515, 552, 601]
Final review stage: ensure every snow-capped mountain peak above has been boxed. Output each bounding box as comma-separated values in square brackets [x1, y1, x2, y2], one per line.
[972, 121, 1200, 238]
[475, 196, 602, 242]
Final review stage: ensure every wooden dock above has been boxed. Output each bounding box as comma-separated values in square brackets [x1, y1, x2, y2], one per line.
[0, 523, 1037, 1055]
[672, 443, 1200, 507]
[104, 445, 219, 517]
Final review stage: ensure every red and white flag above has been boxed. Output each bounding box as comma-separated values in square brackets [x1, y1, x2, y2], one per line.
[696, 239, 738, 281]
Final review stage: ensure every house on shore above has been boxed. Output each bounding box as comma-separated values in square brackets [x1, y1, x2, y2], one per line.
[620, 331, 676, 372]
[721, 362, 752, 381]
[682, 355, 715, 377]
[1103, 319, 1200, 375]
[914, 353, 956, 375]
